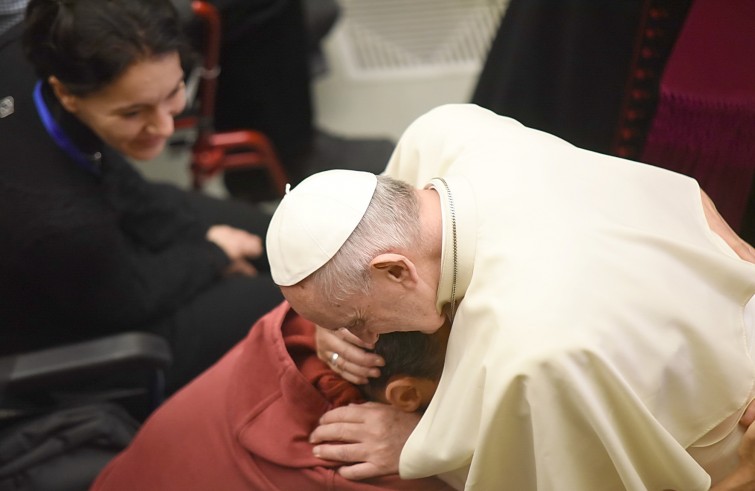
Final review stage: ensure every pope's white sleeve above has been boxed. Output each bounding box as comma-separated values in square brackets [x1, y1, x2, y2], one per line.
[465, 347, 712, 491]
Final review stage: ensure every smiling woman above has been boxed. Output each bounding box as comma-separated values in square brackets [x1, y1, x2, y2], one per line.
[22, 0, 191, 161]
[49, 53, 186, 161]
[0, 0, 283, 393]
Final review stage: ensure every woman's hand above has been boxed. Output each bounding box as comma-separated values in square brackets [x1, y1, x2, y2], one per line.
[310, 402, 420, 480]
[315, 325, 384, 385]
[206, 225, 263, 276]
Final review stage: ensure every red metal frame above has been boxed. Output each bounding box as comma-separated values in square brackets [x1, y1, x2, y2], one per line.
[177, 0, 289, 195]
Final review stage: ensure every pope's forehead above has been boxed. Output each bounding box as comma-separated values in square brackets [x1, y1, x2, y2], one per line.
[280, 282, 316, 309]
[281, 280, 327, 304]
[281, 283, 352, 322]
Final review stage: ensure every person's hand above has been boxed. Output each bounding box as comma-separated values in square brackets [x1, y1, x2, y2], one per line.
[224, 258, 258, 277]
[206, 225, 263, 276]
[709, 400, 755, 491]
[315, 325, 384, 384]
[310, 402, 420, 480]
[733, 408, 755, 488]
[701, 190, 755, 264]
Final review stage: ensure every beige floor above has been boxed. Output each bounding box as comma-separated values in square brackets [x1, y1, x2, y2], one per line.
[133, 6, 500, 198]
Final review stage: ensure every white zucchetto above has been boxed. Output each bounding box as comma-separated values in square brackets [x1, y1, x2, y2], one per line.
[265, 169, 378, 286]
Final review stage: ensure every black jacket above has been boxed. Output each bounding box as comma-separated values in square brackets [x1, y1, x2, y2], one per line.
[0, 24, 229, 353]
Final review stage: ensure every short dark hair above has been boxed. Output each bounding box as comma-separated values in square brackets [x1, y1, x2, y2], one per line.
[360, 329, 446, 402]
[23, 0, 191, 96]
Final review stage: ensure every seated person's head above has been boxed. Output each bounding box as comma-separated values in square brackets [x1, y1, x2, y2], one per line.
[23, 0, 190, 161]
[360, 321, 450, 413]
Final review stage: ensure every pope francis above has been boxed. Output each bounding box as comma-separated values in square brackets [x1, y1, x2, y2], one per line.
[266, 104, 755, 490]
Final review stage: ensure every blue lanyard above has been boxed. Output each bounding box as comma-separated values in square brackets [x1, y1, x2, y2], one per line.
[33, 81, 101, 176]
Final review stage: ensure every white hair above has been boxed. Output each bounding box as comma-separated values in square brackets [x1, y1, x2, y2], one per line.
[309, 174, 421, 301]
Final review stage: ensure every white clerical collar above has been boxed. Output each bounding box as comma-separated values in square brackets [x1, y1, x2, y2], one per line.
[427, 176, 477, 318]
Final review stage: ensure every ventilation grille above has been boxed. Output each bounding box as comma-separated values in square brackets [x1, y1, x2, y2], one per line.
[335, 0, 509, 78]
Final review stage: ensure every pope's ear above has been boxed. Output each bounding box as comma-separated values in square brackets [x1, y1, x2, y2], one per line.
[370, 253, 418, 284]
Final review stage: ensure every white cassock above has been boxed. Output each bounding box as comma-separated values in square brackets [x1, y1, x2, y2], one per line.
[384, 104, 755, 491]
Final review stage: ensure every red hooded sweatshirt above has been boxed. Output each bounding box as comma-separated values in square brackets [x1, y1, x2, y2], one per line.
[92, 301, 451, 491]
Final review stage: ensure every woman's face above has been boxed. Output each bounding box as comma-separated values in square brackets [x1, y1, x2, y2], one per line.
[54, 51, 186, 161]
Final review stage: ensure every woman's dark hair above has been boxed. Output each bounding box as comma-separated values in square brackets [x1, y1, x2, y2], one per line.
[23, 0, 191, 96]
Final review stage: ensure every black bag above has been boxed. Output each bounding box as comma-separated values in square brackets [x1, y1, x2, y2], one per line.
[0, 404, 138, 491]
